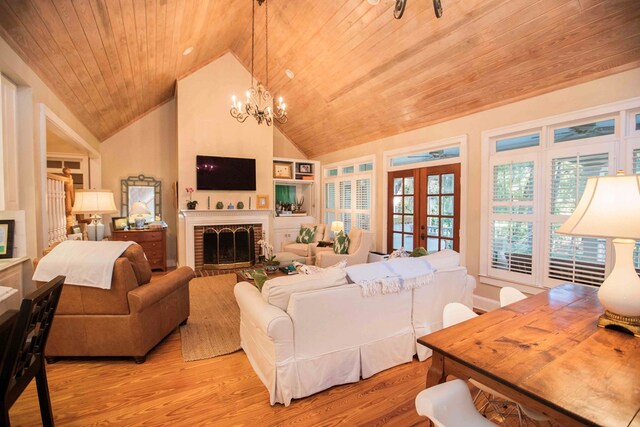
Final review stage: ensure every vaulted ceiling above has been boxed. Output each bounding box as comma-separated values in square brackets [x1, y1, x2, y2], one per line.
[0, 0, 639, 157]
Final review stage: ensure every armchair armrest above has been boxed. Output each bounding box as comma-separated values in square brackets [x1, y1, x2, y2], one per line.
[316, 251, 348, 268]
[127, 266, 194, 312]
[234, 282, 293, 342]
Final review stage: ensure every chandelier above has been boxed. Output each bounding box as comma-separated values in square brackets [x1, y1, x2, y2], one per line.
[230, 0, 287, 126]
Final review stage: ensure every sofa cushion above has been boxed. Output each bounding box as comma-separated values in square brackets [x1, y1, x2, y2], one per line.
[424, 249, 460, 271]
[296, 226, 317, 244]
[333, 231, 350, 254]
[121, 244, 152, 285]
[262, 267, 348, 311]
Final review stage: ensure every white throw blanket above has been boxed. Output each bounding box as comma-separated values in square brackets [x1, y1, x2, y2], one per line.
[32, 241, 134, 290]
[345, 257, 435, 296]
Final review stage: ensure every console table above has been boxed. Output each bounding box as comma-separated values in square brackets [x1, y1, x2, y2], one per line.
[418, 284, 640, 426]
[111, 229, 166, 271]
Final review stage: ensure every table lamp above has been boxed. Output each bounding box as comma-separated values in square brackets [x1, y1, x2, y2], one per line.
[71, 190, 118, 241]
[130, 201, 151, 229]
[331, 221, 344, 239]
[558, 171, 640, 336]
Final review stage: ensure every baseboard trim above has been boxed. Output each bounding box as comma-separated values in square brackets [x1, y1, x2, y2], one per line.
[473, 295, 500, 313]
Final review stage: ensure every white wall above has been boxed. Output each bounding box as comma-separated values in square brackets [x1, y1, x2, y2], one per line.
[313, 68, 640, 300]
[101, 100, 178, 266]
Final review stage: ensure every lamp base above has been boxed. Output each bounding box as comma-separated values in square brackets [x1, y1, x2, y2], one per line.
[597, 310, 640, 337]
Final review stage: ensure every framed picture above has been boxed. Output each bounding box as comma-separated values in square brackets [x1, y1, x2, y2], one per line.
[0, 220, 15, 259]
[71, 225, 82, 235]
[297, 163, 312, 174]
[273, 162, 292, 179]
[112, 217, 128, 231]
[256, 194, 270, 209]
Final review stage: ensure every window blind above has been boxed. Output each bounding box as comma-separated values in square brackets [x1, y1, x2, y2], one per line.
[634, 148, 640, 274]
[548, 153, 609, 286]
[325, 183, 335, 209]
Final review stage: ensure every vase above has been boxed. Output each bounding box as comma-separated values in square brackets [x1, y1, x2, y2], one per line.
[186, 201, 197, 210]
[264, 262, 280, 273]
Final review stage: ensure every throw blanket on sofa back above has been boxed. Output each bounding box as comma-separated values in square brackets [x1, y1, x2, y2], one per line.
[345, 257, 435, 296]
[33, 240, 134, 289]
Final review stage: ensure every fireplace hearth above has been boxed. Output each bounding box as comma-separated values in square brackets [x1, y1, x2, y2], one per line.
[193, 223, 262, 271]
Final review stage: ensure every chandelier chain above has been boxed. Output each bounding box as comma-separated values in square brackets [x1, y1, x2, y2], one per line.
[251, 0, 255, 87]
[265, 0, 269, 88]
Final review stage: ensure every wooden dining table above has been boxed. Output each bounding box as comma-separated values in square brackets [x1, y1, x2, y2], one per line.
[417, 284, 640, 427]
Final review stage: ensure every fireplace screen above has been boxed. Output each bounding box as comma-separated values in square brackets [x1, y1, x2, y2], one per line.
[203, 226, 256, 269]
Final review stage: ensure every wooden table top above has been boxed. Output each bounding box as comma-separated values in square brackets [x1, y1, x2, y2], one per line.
[418, 284, 640, 427]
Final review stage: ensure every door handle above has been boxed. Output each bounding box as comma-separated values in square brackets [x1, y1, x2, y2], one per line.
[420, 233, 426, 240]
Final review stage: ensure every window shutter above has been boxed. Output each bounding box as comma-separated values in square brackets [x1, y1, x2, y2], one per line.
[339, 181, 352, 209]
[490, 161, 534, 276]
[548, 153, 609, 286]
[356, 179, 370, 210]
[325, 183, 335, 209]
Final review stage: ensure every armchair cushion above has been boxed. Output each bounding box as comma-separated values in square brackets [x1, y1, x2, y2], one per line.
[295, 226, 317, 244]
[333, 230, 350, 254]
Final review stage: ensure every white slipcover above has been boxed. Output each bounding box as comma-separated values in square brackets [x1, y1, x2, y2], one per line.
[234, 250, 475, 406]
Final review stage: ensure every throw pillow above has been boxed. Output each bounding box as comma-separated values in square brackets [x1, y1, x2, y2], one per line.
[295, 226, 317, 244]
[333, 230, 350, 254]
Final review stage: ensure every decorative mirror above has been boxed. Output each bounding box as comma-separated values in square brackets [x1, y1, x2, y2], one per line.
[121, 174, 162, 223]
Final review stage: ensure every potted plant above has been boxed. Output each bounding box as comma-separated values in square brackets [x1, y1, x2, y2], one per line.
[257, 239, 280, 273]
[185, 187, 198, 210]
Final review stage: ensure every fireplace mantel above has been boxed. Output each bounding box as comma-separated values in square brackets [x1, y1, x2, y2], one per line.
[178, 209, 272, 269]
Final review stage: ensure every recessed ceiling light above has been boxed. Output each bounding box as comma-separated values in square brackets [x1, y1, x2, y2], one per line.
[183, 47, 194, 56]
[285, 69, 294, 79]
[367, 0, 380, 4]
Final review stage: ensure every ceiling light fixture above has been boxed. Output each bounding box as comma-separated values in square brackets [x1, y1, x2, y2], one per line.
[183, 47, 193, 56]
[230, 0, 287, 126]
[285, 69, 294, 79]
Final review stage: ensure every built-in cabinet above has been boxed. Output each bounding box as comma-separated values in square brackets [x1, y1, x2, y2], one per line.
[272, 157, 320, 251]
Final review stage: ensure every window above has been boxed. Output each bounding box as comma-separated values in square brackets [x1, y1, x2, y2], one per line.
[390, 147, 460, 167]
[323, 159, 374, 235]
[489, 160, 535, 279]
[482, 103, 640, 288]
[634, 148, 640, 274]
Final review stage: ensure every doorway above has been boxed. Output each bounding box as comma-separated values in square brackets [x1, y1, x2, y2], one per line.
[387, 164, 460, 254]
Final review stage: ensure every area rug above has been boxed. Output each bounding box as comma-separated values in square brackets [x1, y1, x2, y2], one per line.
[180, 274, 241, 361]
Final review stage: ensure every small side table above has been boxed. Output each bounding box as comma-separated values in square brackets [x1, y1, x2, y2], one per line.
[111, 228, 167, 271]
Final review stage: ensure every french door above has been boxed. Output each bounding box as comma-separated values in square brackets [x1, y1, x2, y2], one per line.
[387, 164, 460, 254]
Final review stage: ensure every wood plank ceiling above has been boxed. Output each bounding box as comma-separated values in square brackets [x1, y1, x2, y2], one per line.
[0, 0, 639, 157]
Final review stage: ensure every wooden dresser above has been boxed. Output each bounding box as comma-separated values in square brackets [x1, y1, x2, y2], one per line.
[111, 229, 166, 271]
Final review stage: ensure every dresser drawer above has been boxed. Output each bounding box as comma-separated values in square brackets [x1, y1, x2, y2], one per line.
[115, 231, 163, 242]
[139, 241, 163, 251]
[141, 247, 163, 260]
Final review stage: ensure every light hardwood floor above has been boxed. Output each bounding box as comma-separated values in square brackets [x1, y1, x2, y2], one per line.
[9, 329, 428, 426]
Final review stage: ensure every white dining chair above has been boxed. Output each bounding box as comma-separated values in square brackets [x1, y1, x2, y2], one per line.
[499, 287, 527, 307]
[415, 379, 496, 427]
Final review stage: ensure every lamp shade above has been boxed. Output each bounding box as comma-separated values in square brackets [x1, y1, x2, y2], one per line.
[130, 201, 151, 216]
[71, 190, 118, 214]
[557, 173, 640, 239]
[331, 221, 344, 233]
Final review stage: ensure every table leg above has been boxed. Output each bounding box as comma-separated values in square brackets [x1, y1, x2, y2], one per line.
[426, 351, 447, 387]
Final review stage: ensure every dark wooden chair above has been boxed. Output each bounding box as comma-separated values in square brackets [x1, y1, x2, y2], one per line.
[0, 275, 65, 427]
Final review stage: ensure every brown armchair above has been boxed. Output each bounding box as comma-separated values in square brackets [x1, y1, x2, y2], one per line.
[35, 244, 194, 363]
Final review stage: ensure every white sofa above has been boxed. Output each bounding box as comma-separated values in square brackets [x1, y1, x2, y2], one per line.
[234, 250, 475, 406]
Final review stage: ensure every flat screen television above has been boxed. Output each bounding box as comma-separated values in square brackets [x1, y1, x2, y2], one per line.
[196, 155, 256, 191]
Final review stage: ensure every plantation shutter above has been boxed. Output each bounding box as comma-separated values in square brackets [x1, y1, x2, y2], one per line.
[547, 152, 609, 286]
[355, 178, 371, 230]
[339, 180, 352, 233]
[489, 160, 535, 279]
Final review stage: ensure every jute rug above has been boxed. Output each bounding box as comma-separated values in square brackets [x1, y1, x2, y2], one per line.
[180, 274, 241, 361]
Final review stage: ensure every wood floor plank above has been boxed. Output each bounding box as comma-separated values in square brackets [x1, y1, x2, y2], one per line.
[8, 330, 430, 426]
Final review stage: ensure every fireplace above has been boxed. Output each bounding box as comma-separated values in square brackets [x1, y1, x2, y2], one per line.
[202, 226, 255, 269]
[194, 224, 262, 271]
[180, 209, 270, 271]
